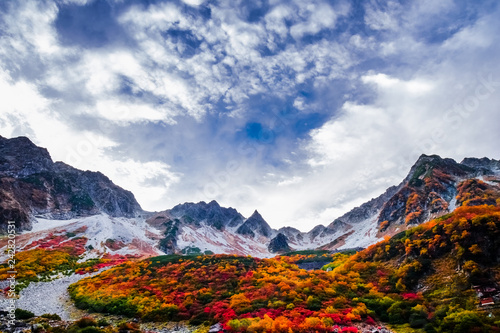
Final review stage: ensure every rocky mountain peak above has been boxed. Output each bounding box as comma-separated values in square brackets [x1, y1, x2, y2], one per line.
[308, 225, 326, 238]
[278, 226, 301, 234]
[460, 157, 500, 174]
[0, 136, 143, 231]
[327, 184, 400, 229]
[236, 209, 273, 238]
[0, 135, 54, 178]
[208, 199, 221, 207]
[268, 233, 291, 253]
[406, 154, 469, 183]
[377, 153, 500, 231]
[249, 210, 262, 219]
[167, 200, 244, 230]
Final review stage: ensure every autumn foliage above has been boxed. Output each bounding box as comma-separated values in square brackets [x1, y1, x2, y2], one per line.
[0, 229, 136, 291]
[69, 253, 370, 332]
[67, 205, 500, 332]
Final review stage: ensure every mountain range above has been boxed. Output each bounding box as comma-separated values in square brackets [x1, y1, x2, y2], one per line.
[1, 135, 499, 258]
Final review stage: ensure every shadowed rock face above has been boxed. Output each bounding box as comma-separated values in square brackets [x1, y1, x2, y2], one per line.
[148, 202, 277, 255]
[268, 233, 291, 253]
[237, 210, 273, 238]
[0, 136, 53, 178]
[168, 200, 245, 230]
[0, 136, 143, 231]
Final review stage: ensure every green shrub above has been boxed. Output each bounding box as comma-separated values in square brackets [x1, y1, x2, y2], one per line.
[440, 310, 485, 333]
[142, 304, 180, 321]
[41, 313, 62, 321]
[15, 308, 35, 319]
[306, 296, 322, 311]
[75, 317, 98, 328]
[79, 327, 104, 333]
[97, 318, 110, 327]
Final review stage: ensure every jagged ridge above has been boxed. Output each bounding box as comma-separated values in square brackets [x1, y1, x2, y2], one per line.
[0, 136, 143, 231]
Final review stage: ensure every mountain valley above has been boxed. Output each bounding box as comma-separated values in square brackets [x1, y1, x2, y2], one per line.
[1, 136, 499, 333]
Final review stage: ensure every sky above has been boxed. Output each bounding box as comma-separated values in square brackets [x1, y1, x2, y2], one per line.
[1, 0, 499, 231]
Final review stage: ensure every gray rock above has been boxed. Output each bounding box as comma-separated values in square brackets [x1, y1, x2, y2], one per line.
[0, 136, 143, 232]
[268, 233, 291, 253]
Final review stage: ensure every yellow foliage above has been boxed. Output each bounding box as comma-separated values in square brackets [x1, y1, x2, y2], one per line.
[230, 293, 251, 310]
[468, 244, 482, 255]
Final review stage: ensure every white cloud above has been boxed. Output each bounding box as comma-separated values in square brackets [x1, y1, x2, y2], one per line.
[119, 2, 187, 32]
[264, 4, 292, 41]
[1, 0, 499, 232]
[442, 13, 495, 50]
[364, 1, 401, 31]
[98, 159, 182, 212]
[0, 70, 49, 118]
[0, 1, 62, 57]
[277, 176, 303, 186]
[288, 1, 350, 41]
[362, 73, 433, 96]
[180, 0, 206, 6]
[91, 99, 173, 124]
[56, 0, 91, 4]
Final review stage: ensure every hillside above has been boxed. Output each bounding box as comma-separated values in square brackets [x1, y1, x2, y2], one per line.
[325, 154, 500, 249]
[0, 136, 143, 232]
[349, 204, 500, 332]
[67, 204, 500, 332]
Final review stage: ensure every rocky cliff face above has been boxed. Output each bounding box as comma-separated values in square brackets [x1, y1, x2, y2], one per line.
[268, 233, 291, 253]
[377, 154, 500, 231]
[150, 200, 246, 254]
[0, 136, 143, 231]
[460, 157, 500, 173]
[148, 203, 276, 255]
[329, 185, 400, 227]
[236, 210, 273, 238]
[287, 154, 500, 250]
[0, 136, 54, 178]
[168, 200, 245, 230]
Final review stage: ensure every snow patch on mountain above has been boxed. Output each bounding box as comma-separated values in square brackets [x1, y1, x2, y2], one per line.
[177, 224, 272, 257]
[338, 214, 382, 249]
[286, 228, 348, 250]
[0, 214, 162, 262]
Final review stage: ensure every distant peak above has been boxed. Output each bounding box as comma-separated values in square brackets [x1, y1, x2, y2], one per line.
[249, 210, 263, 219]
[268, 233, 291, 253]
[460, 157, 500, 172]
[208, 200, 220, 206]
[461, 157, 491, 164]
[408, 154, 462, 175]
[1, 135, 40, 148]
[236, 210, 272, 238]
[13, 136, 34, 142]
[414, 154, 462, 166]
[415, 154, 443, 164]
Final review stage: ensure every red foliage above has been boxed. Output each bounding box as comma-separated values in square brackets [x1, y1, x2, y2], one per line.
[365, 316, 376, 325]
[402, 292, 421, 300]
[24, 233, 87, 256]
[341, 328, 359, 333]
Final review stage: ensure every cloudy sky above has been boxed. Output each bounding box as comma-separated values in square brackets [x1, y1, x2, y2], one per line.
[1, 0, 499, 231]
